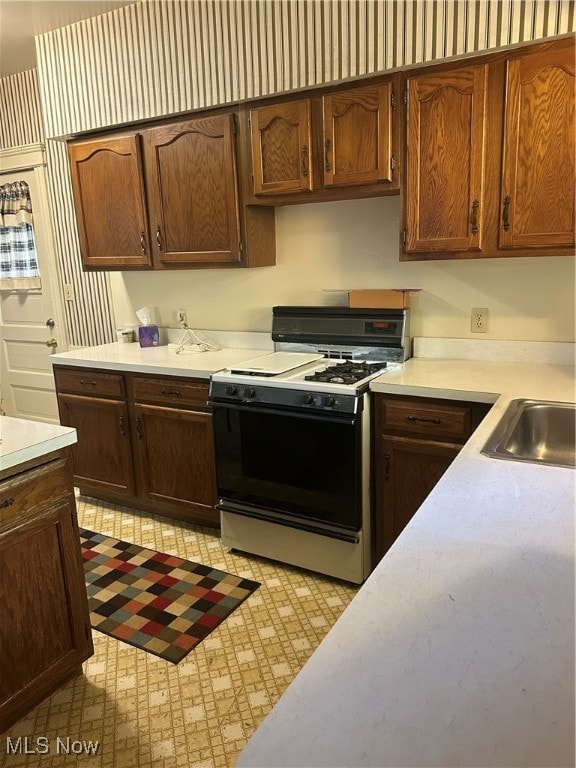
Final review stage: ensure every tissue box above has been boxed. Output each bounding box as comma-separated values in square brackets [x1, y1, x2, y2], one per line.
[138, 325, 160, 347]
[348, 289, 415, 309]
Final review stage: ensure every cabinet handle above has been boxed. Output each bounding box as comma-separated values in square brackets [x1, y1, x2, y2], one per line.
[470, 199, 479, 235]
[383, 452, 391, 480]
[301, 145, 308, 177]
[0, 497, 15, 509]
[80, 379, 97, 386]
[406, 415, 441, 424]
[119, 414, 126, 435]
[161, 389, 181, 397]
[502, 196, 511, 231]
[156, 227, 164, 251]
[136, 416, 143, 439]
[324, 139, 331, 172]
[140, 232, 146, 255]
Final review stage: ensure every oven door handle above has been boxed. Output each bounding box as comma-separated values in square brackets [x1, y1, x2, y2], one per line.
[209, 400, 358, 425]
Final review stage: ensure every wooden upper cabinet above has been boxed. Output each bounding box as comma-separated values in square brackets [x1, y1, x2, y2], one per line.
[245, 77, 399, 204]
[250, 100, 314, 195]
[144, 114, 241, 266]
[402, 36, 575, 261]
[323, 83, 393, 187]
[500, 39, 575, 249]
[68, 112, 275, 271]
[68, 134, 152, 269]
[405, 65, 488, 254]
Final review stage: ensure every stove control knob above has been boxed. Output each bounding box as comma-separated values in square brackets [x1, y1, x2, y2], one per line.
[324, 396, 336, 408]
[243, 387, 256, 399]
[225, 385, 237, 396]
[303, 393, 314, 405]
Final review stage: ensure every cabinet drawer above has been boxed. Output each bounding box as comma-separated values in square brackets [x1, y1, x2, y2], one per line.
[132, 376, 209, 408]
[381, 398, 471, 441]
[54, 367, 125, 397]
[0, 459, 70, 534]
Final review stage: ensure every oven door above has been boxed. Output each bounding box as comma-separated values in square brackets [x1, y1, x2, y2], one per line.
[211, 401, 363, 532]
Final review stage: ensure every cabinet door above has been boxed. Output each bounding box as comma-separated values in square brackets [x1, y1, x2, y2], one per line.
[323, 83, 393, 187]
[68, 134, 152, 269]
[134, 403, 217, 516]
[405, 65, 488, 254]
[375, 435, 460, 561]
[250, 100, 314, 195]
[500, 39, 575, 249]
[0, 495, 93, 732]
[58, 394, 135, 497]
[144, 114, 241, 266]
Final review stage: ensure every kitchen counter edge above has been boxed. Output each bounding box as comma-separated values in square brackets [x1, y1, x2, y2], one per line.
[0, 415, 77, 473]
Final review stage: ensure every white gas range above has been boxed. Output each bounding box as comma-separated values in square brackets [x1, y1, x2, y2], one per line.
[208, 306, 410, 584]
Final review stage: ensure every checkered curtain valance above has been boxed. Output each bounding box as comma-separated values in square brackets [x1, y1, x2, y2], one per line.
[0, 181, 41, 290]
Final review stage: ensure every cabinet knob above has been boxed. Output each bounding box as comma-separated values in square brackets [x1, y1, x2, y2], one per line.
[301, 145, 308, 177]
[470, 199, 480, 235]
[156, 227, 164, 251]
[140, 232, 147, 255]
[383, 451, 391, 480]
[406, 415, 441, 424]
[324, 139, 331, 172]
[0, 497, 15, 509]
[502, 196, 511, 231]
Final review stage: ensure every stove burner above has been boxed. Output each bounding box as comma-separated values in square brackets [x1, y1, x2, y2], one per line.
[304, 360, 387, 385]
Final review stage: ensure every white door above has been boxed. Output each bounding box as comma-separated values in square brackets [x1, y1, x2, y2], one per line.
[0, 149, 68, 423]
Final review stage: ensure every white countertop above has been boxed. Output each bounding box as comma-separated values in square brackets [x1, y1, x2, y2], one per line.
[49, 342, 271, 379]
[370, 357, 575, 403]
[0, 415, 77, 472]
[239, 359, 576, 768]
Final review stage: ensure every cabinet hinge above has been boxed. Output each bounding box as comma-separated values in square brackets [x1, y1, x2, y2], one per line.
[247, 116, 251, 130]
[231, 115, 238, 135]
[239, 241, 244, 254]
[402, 228, 407, 245]
[403, 90, 408, 106]
[391, 92, 396, 109]
[390, 155, 396, 171]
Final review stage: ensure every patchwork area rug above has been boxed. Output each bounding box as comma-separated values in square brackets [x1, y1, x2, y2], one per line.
[79, 529, 260, 663]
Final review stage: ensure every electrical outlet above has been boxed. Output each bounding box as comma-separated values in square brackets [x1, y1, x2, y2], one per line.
[471, 307, 489, 333]
[64, 283, 75, 301]
[177, 309, 188, 328]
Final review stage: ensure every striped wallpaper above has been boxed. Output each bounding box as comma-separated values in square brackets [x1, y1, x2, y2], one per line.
[0, 69, 44, 148]
[36, 0, 575, 140]
[19, 0, 576, 346]
[44, 140, 116, 347]
[0, 70, 115, 347]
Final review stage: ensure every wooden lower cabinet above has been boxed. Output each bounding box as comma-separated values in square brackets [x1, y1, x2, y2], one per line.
[374, 394, 491, 562]
[54, 366, 218, 527]
[57, 394, 135, 498]
[0, 451, 93, 734]
[133, 403, 217, 520]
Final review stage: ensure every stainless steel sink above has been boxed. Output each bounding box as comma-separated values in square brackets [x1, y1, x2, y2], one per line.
[482, 399, 576, 468]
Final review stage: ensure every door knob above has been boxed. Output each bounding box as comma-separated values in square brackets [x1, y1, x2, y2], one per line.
[46, 318, 55, 329]
[46, 338, 58, 348]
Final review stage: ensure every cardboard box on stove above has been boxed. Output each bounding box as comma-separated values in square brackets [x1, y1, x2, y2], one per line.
[347, 289, 418, 309]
